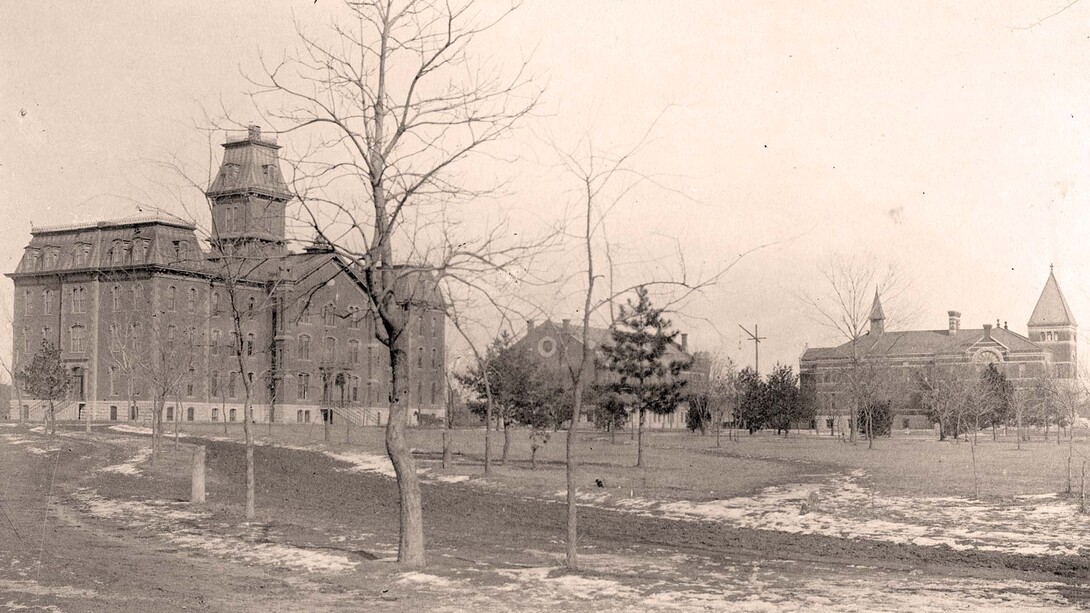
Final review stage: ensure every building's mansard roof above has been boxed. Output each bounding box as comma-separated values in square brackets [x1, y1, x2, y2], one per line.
[800, 325, 1044, 363]
[1027, 270, 1077, 327]
[205, 126, 292, 201]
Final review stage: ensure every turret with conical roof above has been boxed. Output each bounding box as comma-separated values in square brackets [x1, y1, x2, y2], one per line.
[868, 288, 885, 335]
[1027, 266, 1077, 378]
[206, 125, 292, 257]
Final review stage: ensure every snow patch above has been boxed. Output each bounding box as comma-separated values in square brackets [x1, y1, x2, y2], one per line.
[564, 472, 1090, 557]
[432, 475, 470, 484]
[323, 449, 396, 478]
[99, 448, 152, 476]
[108, 425, 154, 436]
[73, 491, 358, 573]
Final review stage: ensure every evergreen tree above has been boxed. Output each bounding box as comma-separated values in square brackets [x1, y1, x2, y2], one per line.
[16, 340, 70, 436]
[735, 367, 765, 433]
[765, 363, 802, 436]
[458, 331, 556, 465]
[600, 286, 690, 467]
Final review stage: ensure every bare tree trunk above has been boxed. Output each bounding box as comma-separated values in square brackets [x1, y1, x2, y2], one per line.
[484, 382, 495, 475]
[715, 412, 721, 448]
[442, 427, 451, 469]
[174, 392, 181, 452]
[636, 407, 646, 468]
[501, 419, 510, 465]
[970, 435, 979, 499]
[243, 392, 254, 520]
[566, 388, 580, 569]
[386, 347, 425, 568]
[1016, 408, 1023, 451]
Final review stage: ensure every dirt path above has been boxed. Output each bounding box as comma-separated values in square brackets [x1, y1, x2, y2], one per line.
[3, 426, 1089, 611]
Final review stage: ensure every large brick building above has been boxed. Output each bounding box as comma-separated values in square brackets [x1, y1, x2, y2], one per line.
[6, 127, 445, 426]
[799, 269, 1077, 434]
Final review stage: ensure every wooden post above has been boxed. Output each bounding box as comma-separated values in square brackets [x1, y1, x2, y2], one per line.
[191, 445, 206, 504]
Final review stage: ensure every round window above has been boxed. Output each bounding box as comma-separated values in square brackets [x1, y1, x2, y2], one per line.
[539, 337, 557, 357]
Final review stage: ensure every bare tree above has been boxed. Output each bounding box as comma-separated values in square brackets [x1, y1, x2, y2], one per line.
[550, 118, 761, 569]
[802, 254, 916, 444]
[237, 0, 543, 567]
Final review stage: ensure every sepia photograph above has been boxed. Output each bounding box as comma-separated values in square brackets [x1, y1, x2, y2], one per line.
[2, 1, 1090, 610]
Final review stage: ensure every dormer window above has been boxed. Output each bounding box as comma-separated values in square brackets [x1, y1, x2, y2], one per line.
[133, 240, 148, 263]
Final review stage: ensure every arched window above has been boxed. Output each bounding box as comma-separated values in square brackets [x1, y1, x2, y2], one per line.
[299, 304, 311, 324]
[69, 325, 86, 352]
[212, 292, 221, 314]
[22, 327, 31, 353]
[229, 408, 237, 422]
[298, 335, 311, 360]
[132, 284, 143, 309]
[431, 381, 438, 405]
[323, 304, 336, 327]
[228, 372, 238, 398]
[210, 371, 221, 397]
[187, 407, 194, 421]
[166, 286, 177, 311]
[348, 306, 361, 329]
[112, 285, 121, 311]
[247, 296, 255, 315]
[296, 410, 303, 423]
[351, 376, 360, 402]
[230, 331, 239, 355]
[43, 289, 53, 314]
[211, 329, 221, 356]
[166, 406, 174, 422]
[246, 333, 255, 356]
[212, 408, 219, 422]
[349, 340, 360, 364]
[187, 288, 197, 312]
[431, 348, 437, 369]
[23, 289, 32, 315]
[417, 347, 424, 368]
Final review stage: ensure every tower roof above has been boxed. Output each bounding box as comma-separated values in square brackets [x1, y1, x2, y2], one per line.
[869, 289, 886, 321]
[206, 125, 292, 201]
[1028, 268, 1076, 327]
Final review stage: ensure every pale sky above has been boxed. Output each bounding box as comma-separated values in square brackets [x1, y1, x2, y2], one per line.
[4, 1, 1090, 376]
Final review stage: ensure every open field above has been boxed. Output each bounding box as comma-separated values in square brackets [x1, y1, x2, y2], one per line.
[2, 421, 1089, 611]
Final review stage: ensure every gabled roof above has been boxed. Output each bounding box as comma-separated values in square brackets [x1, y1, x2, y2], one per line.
[1028, 270, 1076, 327]
[800, 326, 1045, 363]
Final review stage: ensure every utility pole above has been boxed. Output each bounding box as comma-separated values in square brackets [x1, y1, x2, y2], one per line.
[738, 324, 766, 374]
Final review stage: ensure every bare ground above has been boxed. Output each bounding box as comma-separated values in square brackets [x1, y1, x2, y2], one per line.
[1, 424, 1089, 612]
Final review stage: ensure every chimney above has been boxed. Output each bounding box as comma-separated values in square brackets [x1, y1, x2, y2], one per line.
[680, 333, 689, 353]
[526, 319, 536, 333]
[247, 124, 261, 140]
[948, 311, 961, 335]
[982, 323, 993, 339]
[1004, 321, 1008, 330]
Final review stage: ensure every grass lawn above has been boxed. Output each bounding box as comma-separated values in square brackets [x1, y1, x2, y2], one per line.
[166, 421, 1090, 502]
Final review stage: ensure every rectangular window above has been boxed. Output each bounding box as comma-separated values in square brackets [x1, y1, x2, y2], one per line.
[298, 373, 310, 400]
[43, 289, 53, 314]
